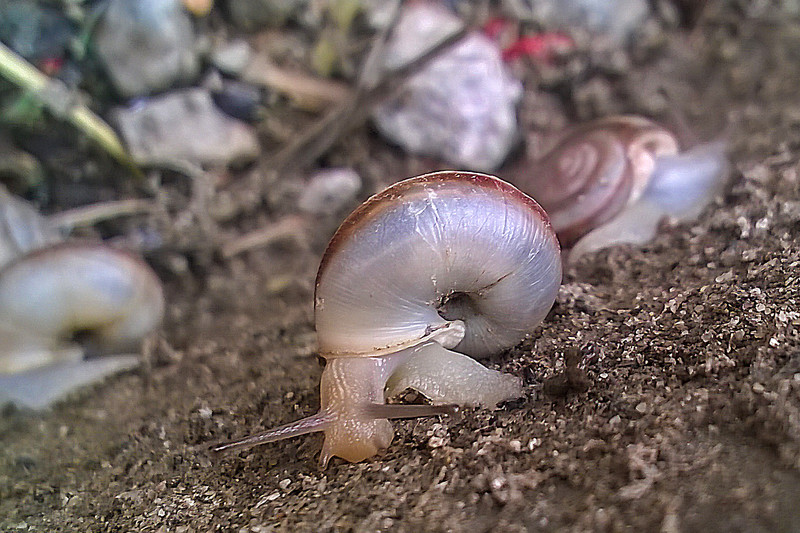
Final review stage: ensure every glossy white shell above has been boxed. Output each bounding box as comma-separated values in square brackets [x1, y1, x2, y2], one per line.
[314, 171, 562, 360]
[0, 244, 164, 374]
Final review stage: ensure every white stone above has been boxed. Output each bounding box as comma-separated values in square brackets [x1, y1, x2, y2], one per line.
[113, 89, 260, 167]
[298, 168, 361, 215]
[372, 2, 522, 171]
[95, 0, 200, 98]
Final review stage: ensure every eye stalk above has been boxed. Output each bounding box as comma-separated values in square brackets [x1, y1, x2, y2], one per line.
[213, 171, 563, 466]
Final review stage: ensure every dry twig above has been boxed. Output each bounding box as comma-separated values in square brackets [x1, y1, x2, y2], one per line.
[48, 199, 154, 230]
[268, 1, 472, 178]
[221, 215, 310, 258]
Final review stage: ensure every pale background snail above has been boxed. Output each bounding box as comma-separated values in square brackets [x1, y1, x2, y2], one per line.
[214, 171, 562, 465]
[0, 188, 164, 408]
[513, 115, 729, 258]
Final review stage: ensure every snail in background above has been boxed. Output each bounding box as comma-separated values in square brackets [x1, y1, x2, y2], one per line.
[0, 188, 164, 409]
[213, 171, 562, 465]
[513, 116, 728, 258]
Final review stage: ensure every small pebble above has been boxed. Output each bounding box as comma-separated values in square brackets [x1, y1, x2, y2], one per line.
[298, 168, 361, 215]
[113, 89, 259, 167]
[211, 39, 252, 76]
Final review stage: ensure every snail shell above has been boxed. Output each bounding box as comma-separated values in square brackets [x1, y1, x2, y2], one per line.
[517, 116, 727, 255]
[213, 171, 562, 465]
[0, 243, 164, 407]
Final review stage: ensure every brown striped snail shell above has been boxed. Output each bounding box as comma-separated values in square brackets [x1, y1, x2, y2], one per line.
[516, 116, 728, 256]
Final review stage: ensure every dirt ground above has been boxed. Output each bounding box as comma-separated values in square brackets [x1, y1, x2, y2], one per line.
[3, 2, 800, 532]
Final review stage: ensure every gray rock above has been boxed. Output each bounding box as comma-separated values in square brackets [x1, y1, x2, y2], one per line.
[112, 89, 260, 167]
[372, 2, 521, 171]
[298, 168, 361, 215]
[94, 0, 199, 98]
[0, 0, 73, 62]
[502, 0, 650, 43]
[210, 39, 253, 77]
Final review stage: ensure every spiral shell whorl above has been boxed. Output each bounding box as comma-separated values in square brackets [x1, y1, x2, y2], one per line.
[520, 116, 680, 248]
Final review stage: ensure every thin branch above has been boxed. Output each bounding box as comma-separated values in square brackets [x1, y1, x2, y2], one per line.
[269, 8, 471, 177]
[0, 41, 139, 175]
[48, 199, 154, 230]
[241, 57, 351, 109]
[221, 215, 309, 258]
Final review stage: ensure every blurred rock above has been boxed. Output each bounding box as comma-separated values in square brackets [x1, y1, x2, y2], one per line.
[0, 0, 73, 63]
[211, 80, 263, 122]
[210, 39, 252, 76]
[112, 89, 260, 167]
[362, 0, 395, 29]
[372, 2, 522, 171]
[783, 0, 800, 14]
[502, 0, 650, 43]
[225, 0, 305, 32]
[94, 0, 200, 98]
[298, 168, 361, 215]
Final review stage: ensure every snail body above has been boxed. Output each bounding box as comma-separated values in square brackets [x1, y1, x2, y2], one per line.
[214, 171, 562, 465]
[0, 243, 164, 408]
[516, 116, 728, 256]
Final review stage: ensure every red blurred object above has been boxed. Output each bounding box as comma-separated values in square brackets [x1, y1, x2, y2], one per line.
[482, 17, 573, 64]
[502, 33, 574, 63]
[39, 57, 64, 76]
[483, 17, 508, 40]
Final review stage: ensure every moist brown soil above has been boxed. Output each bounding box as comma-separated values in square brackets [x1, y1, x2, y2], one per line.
[3, 4, 800, 532]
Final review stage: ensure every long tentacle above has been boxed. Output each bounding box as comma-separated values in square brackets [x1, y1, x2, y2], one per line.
[210, 410, 335, 455]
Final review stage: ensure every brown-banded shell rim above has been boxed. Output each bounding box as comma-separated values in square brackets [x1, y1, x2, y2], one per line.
[314, 171, 559, 296]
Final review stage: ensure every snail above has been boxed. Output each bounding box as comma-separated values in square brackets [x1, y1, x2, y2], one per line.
[0, 243, 165, 408]
[513, 116, 728, 257]
[213, 171, 562, 465]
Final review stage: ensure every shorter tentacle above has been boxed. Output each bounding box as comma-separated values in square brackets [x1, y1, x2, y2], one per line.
[361, 402, 460, 419]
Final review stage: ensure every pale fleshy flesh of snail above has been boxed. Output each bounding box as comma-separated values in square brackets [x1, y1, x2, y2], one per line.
[515, 116, 728, 257]
[0, 243, 165, 408]
[213, 171, 563, 465]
